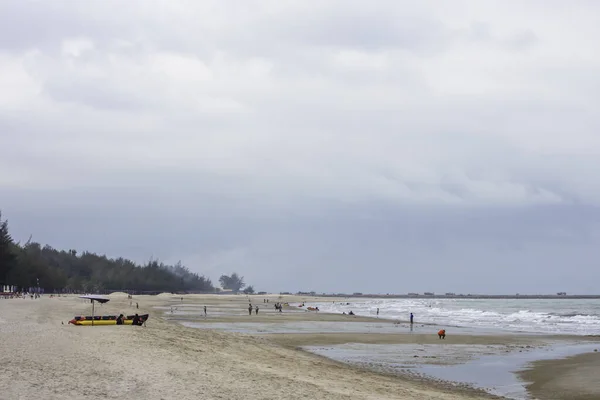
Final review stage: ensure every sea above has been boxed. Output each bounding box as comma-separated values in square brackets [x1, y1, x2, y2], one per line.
[311, 298, 600, 335]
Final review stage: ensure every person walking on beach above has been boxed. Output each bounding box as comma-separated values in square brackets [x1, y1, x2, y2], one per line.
[136, 302, 139, 309]
[203, 306, 207, 317]
[255, 305, 259, 315]
[410, 312, 414, 324]
[248, 304, 253, 315]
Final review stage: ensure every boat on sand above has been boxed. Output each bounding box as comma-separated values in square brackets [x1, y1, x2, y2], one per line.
[69, 314, 149, 326]
[69, 295, 149, 326]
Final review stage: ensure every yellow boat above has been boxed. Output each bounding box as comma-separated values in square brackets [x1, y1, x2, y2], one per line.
[69, 314, 149, 326]
[69, 295, 148, 326]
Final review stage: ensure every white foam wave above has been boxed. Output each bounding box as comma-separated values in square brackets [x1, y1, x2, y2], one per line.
[310, 298, 600, 335]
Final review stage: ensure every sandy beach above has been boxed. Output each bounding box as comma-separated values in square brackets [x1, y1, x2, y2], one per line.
[1, 294, 598, 400]
[519, 352, 600, 400]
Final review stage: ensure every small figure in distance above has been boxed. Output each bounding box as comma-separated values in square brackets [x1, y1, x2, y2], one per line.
[116, 314, 124, 325]
[204, 306, 207, 317]
[438, 329, 446, 339]
[410, 312, 414, 324]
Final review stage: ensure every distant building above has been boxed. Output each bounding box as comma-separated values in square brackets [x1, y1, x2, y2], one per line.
[557, 292, 567, 296]
[424, 292, 435, 296]
[407, 292, 419, 296]
[445, 292, 456, 296]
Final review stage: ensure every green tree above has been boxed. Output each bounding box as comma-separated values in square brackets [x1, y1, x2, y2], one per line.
[0, 211, 215, 293]
[0, 211, 17, 284]
[243, 285, 255, 294]
[219, 273, 246, 293]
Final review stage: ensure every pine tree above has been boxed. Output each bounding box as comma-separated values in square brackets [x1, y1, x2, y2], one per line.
[0, 211, 17, 284]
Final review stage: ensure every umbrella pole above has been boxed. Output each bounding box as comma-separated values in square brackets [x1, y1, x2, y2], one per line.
[92, 300, 94, 327]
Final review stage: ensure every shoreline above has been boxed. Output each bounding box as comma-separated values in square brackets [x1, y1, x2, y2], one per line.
[519, 351, 600, 400]
[158, 293, 600, 399]
[1, 293, 599, 399]
[119, 292, 600, 299]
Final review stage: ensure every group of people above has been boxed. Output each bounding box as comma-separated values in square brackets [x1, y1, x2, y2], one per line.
[245, 295, 286, 315]
[249, 302, 284, 313]
[115, 313, 145, 326]
[1, 292, 42, 299]
[248, 303, 260, 315]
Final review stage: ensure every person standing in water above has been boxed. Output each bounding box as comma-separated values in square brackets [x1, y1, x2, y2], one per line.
[410, 312, 414, 324]
[376, 308, 379, 317]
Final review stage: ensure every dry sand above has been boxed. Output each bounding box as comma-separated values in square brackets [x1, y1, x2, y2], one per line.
[0, 293, 597, 399]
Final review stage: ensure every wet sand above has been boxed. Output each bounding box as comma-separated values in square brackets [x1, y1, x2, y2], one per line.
[1, 293, 598, 399]
[519, 351, 600, 400]
[0, 294, 494, 399]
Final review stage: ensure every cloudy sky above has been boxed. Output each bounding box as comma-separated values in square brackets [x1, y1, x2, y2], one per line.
[1, 0, 599, 294]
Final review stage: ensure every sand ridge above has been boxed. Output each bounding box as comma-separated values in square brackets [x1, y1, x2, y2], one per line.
[519, 351, 600, 400]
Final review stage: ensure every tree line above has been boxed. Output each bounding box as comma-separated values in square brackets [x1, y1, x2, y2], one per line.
[219, 272, 254, 294]
[1, 211, 252, 294]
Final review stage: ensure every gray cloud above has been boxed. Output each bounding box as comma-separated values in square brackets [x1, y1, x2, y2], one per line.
[1, 0, 600, 293]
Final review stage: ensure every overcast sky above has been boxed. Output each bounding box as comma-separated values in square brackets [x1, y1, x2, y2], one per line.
[1, 1, 599, 294]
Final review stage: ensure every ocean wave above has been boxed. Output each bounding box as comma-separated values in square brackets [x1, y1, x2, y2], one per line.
[310, 298, 600, 335]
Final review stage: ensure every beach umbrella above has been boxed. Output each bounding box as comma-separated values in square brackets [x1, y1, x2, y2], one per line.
[79, 295, 110, 326]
